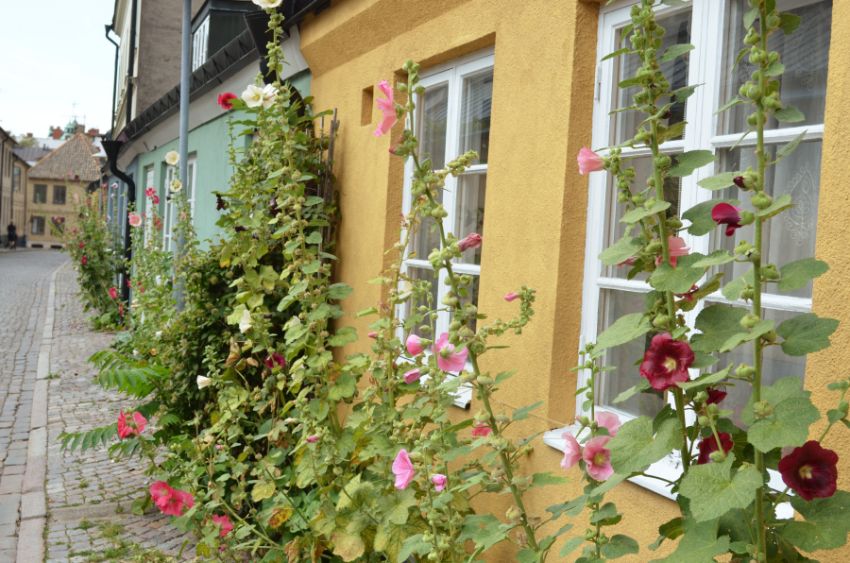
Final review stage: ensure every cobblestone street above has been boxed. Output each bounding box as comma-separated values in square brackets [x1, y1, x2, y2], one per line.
[0, 250, 192, 562]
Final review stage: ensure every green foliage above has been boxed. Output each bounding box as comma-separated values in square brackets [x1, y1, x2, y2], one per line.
[777, 313, 839, 356]
[781, 491, 850, 551]
[742, 376, 820, 452]
[609, 416, 682, 475]
[591, 312, 652, 358]
[59, 424, 117, 453]
[678, 456, 762, 522]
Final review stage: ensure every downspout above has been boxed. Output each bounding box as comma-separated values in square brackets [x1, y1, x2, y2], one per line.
[105, 24, 120, 135]
[101, 140, 135, 305]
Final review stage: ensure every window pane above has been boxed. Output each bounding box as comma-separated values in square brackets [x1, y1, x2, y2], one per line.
[410, 187, 443, 261]
[612, 9, 692, 144]
[711, 141, 821, 299]
[721, 0, 832, 134]
[418, 83, 448, 169]
[604, 156, 681, 280]
[455, 173, 486, 265]
[404, 266, 439, 338]
[597, 289, 665, 417]
[457, 274, 481, 332]
[459, 69, 493, 164]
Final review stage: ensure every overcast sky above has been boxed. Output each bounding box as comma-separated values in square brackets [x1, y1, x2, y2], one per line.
[0, 0, 115, 138]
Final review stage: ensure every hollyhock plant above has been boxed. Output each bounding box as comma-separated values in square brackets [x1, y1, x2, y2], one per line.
[433, 332, 468, 372]
[116, 411, 147, 439]
[196, 375, 212, 389]
[596, 411, 621, 437]
[697, 432, 734, 464]
[128, 212, 142, 228]
[217, 92, 237, 110]
[241, 84, 265, 108]
[504, 291, 520, 302]
[108, 287, 118, 300]
[582, 436, 613, 481]
[458, 233, 482, 252]
[406, 334, 424, 356]
[165, 150, 179, 166]
[657, 236, 689, 266]
[252, 0, 282, 10]
[712, 203, 743, 236]
[706, 388, 727, 405]
[577, 147, 605, 175]
[778, 440, 839, 501]
[264, 352, 286, 370]
[260, 84, 278, 109]
[145, 187, 156, 198]
[560, 432, 582, 470]
[392, 449, 416, 490]
[149, 481, 194, 517]
[403, 368, 421, 384]
[170, 179, 183, 193]
[472, 423, 492, 438]
[639, 333, 694, 391]
[431, 474, 447, 492]
[306, 435, 319, 443]
[374, 80, 397, 137]
[211, 514, 233, 537]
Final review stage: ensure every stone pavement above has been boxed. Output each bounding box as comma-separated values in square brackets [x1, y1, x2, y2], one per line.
[0, 250, 194, 562]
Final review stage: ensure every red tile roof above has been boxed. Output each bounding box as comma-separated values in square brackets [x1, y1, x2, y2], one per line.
[28, 133, 102, 182]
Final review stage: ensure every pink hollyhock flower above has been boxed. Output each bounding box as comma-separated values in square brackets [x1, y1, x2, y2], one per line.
[406, 334, 424, 356]
[217, 92, 238, 110]
[582, 436, 613, 481]
[391, 449, 416, 490]
[128, 212, 142, 228]
[81, 256, 88, 266]
[211, 514, 233, 537]
[117, 410, 147, 439]
[779, 440, 839, 501]
[433, 332, 468, 372]
[458, 233, 482, 252]
[306, 434, 319, 443]
[431, 473, 447, 492]
[504, 291, 520, 302]
[403, 368, 421, 384]
[145, 187, 156, 198]
[108, 287, 118, 300]
[656, 236, 690, 267]
[712, 203, 743, 236]
[368, 331, 378, 339]
[149, 481, 194, 517]
[577, 147, 605, 175]
[596, 412, 621, 437]
[373, 80, 397, 137]
[697, 432, 734, 464]
[264, 352, 286, 370]
[560, 432, 581, 470]
[472, 423, 492, 438]
[639, 333, 694, 391]
[706, 387, 727, 405]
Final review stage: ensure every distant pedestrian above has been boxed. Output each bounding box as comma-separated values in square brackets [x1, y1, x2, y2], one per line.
[6, 222, 17, 250]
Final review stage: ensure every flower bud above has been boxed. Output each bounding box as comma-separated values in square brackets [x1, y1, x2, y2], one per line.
[698, 415, 711, 426]
[709, 450, 727, 463]
[751, 192, 773, 210]
[694, 391, 708, 404]
[762, 264, 780, 280]
[740, 313, 760, 329]
[739, 210, 755, 226]
[754, 400, 774, 418]
[653, 315, 671, 329]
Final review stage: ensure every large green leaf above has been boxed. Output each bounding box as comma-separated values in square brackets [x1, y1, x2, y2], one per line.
[621, 200, 671, 224]
[678, 366, 732, 392]
[459, 514, 511, 552]
[652, 518, 730, 562]
[649, 253, 707, 293]
[777, 313, 839, 356]
[722, 269, 754, 301]
[678, 456, 762, 522]
[600, 236, 643, 266]
[742, 376, 820, 452]
[660, 43, 694, 63]
[591, 313, 652, 358]
[778, 258, 828, 291]
[601, 535, 640, 559]
[670, 150, 714, 177]
[698, 171, 739, 191]
[691, 305, 746, 353]
[609, 416, 682, 475]
[781, 491, 850, 551]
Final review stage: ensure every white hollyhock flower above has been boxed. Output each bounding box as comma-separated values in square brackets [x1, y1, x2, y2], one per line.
[165, 151, 179, 166]
[252, 0, 282, 8]
[239, 309, 252, 333]
[170, 178, 183, 192]
[242, 84, 265, 108]
[154, 331, 162, 339]
[261, 84, 278, 109]
[196, 375, 212, 389]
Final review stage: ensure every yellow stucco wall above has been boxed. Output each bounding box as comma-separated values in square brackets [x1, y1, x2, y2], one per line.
[300, 0, 850, 560]
[26, 179, 87, 247]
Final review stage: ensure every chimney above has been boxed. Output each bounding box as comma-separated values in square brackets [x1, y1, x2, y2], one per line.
[25, 133, 33, 138]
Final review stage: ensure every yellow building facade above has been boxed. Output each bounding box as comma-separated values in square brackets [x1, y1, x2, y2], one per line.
[298, 0, 849, 559]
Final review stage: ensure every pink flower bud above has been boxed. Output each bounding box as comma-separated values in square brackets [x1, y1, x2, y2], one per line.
[504, 291, 519, 302]
[577, 147, 605, 175]
[431, 473, 447, 492]
[306, 435, 319, 443]
[458, 233, 482, 252]
[403, 368, 421, 384]
[406, 334, 424, 356]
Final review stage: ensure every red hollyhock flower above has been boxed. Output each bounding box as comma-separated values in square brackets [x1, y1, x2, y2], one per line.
[217, 92, 237, 110]
[264, 352, 286, 370]
[149, 481, 194, 516]
[81, 256, 88, 266]
[711, 203, 743, 236]
[778, 440, 838, 501]
[639, 333, 694, 391]
[706, 387, 727, 405]
[697, 432, 733, 464]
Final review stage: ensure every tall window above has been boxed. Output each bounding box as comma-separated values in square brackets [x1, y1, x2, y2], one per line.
[143, 165, 155, 244]
[580, 0, 831, 425]
[400, 51, 493, 339]
[12, 166, 21, 192]
[31, 216, 45, 235]
[33, 184, 47, 204]
[53, 185, 66, 205]
[162, 155, 197, 252]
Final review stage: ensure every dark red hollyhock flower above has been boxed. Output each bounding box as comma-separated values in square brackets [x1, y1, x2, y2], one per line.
[217, 92, 237, 110]
[697, 432, 734, 464]
[733, 175, 746, 189]
[675, 284, 700, 303]
[778, 440, 838, 501]
[639, 333, 695, 391]
[216, 194, 227, 211]
[264, 352, 286, 370]
[706, 387, 727, 405]
[711, 203, 743, 236]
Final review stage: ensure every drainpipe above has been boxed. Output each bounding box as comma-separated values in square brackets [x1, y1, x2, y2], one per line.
[174, 0, 192, 310]
[104, 24, 120, 135]
[101, 140, 135, 305]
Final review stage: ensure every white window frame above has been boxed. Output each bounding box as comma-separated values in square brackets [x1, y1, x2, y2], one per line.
[162, 154, 197, 253]
[397, 49, 495, 409]
[192, 15, 209, 71]
[143, 165, 155, 244]
[544, 0, 827, 502]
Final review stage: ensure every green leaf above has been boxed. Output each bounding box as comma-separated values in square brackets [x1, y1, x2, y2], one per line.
[602, 535, 639, 559]
[560, 536, 585, 558]
[742, 376, 819, 452]
[754, 193, 793, 219]
[613, 379, 651, 404]
[531, 472, 568, 487]
[683, 199, 733, 234]
[609, 416, 682, 475]
[621, 200, 671, 224]
[678, 456, 762, 522]
[765, 61, 786, 77]
[459, 514, 510, 551]
[590, 502, 622, 526]
[513, 401, 543, 422]
[778, 313, 839, 356]
[716, 98, 743, 115]
[398, 534, 432, 561]
[722, 270, 754, 301]
[691, 305, 746, 353]
[592, 313, 652, 358]
[328, 326, 358, 347]
[305, 231, 323, 244]
[678, 366, 732, 392]
[600, 236, 642, 266]
[328, 373, 357, 401]
[649, 517, 684, 551]
[779, 12, 801, 34]
[781, 491, 850, 551]
[670, 150, 714, 177]
[660, 43, 694, 63]
[601, 47, 630, 61]
[693, 250, 735, 268]
[649, 253, 707, 293]
[652, 518, 730, 562]
[673, 84, 699, 103]
[251, 480, 276, 503]
[775, 105, 804, 123]
[775, 130, 807, 163]
[778, 258, 828, 291]
[328, 283, 353, 300]
[386, 488, 417, 525]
